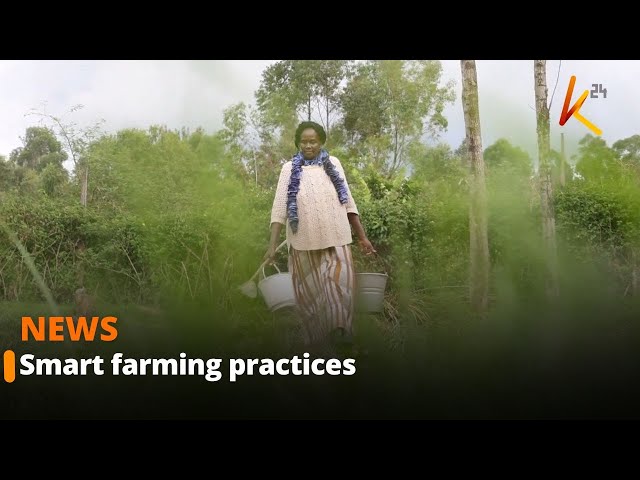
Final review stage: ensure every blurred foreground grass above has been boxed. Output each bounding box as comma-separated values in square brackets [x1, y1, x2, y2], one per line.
[2, 293, 640, 420]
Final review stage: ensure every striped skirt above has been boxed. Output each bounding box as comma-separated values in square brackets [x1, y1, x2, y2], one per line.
[288, 245, 356, 346]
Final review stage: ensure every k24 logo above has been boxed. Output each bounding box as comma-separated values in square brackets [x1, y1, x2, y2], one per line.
[558, 75, 604, 136]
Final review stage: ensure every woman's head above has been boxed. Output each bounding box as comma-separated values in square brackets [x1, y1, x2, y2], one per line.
[295, 121, 326, 160]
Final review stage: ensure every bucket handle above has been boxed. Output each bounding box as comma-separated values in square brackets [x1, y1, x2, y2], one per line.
[364, 250, 389, 276]
[247, 240, 287, 284]
[261, 263, 281, 279]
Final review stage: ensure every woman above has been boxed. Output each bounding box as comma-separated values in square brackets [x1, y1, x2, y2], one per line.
[264, 121, 376, 351]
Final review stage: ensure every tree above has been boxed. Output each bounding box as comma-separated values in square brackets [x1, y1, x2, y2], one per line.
[534, 60, 559, 298]
[555, 132, 572, 188]
[340, 60, 455, 177]
[219, 102, 254, 183]
[483, 139, 534, 225]
[483, 138, 533, 178]
[574, 134, 620, 182]
[0, 155, 10, 183]
[86, 126, 231, 216]
[612, 134, 640, 167]
[9, 126, 67, 171]
[28, 104, 105, 207]
[314, 60, 352, 131]
[0, 155, 16, 192]
[410, 142, 466, 182]
[39, 163, 69, 197]
[461, 60, 490, 315]
[612, 134, 640, 179]
[219, 102, 292, 189]
[255, 60, 351, 132]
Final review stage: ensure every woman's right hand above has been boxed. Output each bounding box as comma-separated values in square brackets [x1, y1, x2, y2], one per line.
[264, 222, 284, 265]
[263, 244, 277, 265]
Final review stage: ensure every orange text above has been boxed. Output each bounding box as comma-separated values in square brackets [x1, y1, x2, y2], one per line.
[21, 316, 118, 342]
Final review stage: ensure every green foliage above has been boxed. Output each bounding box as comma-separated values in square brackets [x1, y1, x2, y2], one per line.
[218, 102, 288, 189]
[558, 134, 640, 292]
[574, 134, 621, 181]
[220, 103, 252, 168]
[350, 164, 469, 325]
[483, 138, 533, 178]
[9, 126, 67, 171]
[39, 162, 69, 197]
[256, 60, 351, 131]
[0, 195, 144, 303]
[487, 179, 544, 303]
[340, 62, 387, 140]
[481, 139, 541, 299]
[0, 125, 277, 310]
[411, 142, 466, 182]
[612, 134, 640, 167]
[252, 61, 353, 186]
[86, 126, 238, 215]
[0, 156, 16, 191]
[27, 104, 105, 171]
[555, 180, 640, 291]
[340, 60, 455, 176]
[556, 182, 640, 251]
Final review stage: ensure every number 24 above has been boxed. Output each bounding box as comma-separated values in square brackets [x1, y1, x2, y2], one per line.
[591, 84, 607, 99]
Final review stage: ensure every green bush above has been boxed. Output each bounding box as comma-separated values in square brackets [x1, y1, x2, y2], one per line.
[0, 195, 145, 304]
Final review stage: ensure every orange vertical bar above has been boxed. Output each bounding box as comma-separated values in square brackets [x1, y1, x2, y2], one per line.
[3, 350, 16, 383]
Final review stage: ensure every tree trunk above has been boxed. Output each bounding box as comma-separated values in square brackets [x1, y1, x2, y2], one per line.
[326, 88, 330, 133]
[76, 161, 89, 298]
[80, 163, 89, 207]
[77, 240, 86, 288]
[534, 60, 559, 298]
[461, 60, 490, 315]
[560, 132, 566, 187]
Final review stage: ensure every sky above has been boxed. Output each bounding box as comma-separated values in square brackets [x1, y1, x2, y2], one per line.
[0, 60, 638, 167]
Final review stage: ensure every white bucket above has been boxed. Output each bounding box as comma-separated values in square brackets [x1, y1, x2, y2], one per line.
[356, 273, 388, 313]
[258, 264, 297, 312]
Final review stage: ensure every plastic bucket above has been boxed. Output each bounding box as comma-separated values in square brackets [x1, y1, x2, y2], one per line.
[355, 273, 388, 313]
[258, 264, 297, 312]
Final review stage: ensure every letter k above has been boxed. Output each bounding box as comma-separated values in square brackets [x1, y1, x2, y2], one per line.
[559, 75, 602, 135]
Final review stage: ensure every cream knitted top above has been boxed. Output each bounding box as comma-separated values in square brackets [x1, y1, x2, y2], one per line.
[270, 156, 359, 251]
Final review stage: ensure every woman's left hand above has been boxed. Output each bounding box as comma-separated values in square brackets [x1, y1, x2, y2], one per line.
[359, 238, 377, 256]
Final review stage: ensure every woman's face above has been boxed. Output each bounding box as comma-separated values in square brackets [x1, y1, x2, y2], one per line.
[299, 128, 322, 160]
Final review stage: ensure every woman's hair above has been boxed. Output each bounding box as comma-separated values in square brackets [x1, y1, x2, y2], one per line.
[294, 121, 326, 149]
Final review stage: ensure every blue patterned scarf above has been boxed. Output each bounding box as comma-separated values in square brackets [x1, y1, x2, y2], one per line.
[287, 149, 348, 234]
